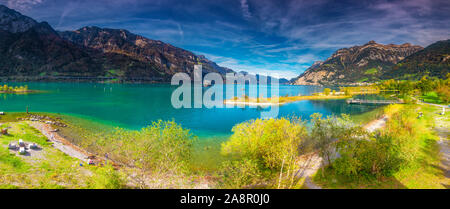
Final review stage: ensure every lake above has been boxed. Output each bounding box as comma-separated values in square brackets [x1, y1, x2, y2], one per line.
[0, 82, 384, 138]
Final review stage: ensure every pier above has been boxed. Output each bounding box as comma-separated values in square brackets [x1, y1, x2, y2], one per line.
[346, 99, 403, 104]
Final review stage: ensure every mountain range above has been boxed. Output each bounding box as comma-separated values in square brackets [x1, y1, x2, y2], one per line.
[1, 5, 448, 85]
[0, 5, 235, 82]
[292, 40, 450, 85]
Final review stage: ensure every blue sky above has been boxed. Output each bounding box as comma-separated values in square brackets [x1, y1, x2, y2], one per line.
[2, 0, 450, 79]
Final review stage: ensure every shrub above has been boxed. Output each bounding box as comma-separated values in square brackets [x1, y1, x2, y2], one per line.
[89, 165, 126, 189]
[334, 134, 403, 178]
[221, 118, 306, 170]
[217, 158, 261, 189]
[84, 120, 195, 183]
[220, 118, 307, 188]
[332, 105, 421, 179]
[309, 113, 365, 166]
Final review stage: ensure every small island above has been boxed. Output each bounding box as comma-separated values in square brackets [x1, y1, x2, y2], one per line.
[224, 86, 380, 106]
[0, 84, 34, 94]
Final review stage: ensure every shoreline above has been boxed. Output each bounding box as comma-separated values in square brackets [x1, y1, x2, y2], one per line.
[224, 95, 352, 106]
[29, 121, 91, 162]
[223, 100, 285, 106]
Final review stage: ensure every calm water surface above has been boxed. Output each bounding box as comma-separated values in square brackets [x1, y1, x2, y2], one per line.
[1, 82, 383, 138]
[2, 82, 387, 169]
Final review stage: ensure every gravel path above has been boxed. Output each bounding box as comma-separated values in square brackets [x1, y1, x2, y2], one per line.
[418, 101, 449, 180]
[29, 122, 90, 162]
[295, 152, 323, 189]
[364, 115, 388, 133]
[434, 113, 449, 179]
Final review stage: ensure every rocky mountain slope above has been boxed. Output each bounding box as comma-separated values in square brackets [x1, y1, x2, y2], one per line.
[59, 26, 234, 78]
[0, 5, 233, 82]
[382, 39, 450, 80]
[292, 41, 424, 85]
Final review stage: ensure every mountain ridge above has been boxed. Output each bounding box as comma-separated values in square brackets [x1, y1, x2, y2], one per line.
[0, 5, 236, 82]
[292, 40, 425, 85]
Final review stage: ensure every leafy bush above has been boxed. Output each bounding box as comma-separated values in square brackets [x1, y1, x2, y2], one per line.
[332, 105, 420, 179]
[334, 134, 403, 178]
[89, 165, 126, 189]
[220, 118, 307, 188]
[217, 158, 261, 189]
[309, 113, 365, 166]
[86, 120, 195, 175]
[221, 118, 306, 170]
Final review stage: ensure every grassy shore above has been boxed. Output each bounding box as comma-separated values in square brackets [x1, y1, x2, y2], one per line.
[0, 121, 125, 188]
[224, 86, 382, 106]
[312, 104, 449, 189]
[1, 102, 444, 189]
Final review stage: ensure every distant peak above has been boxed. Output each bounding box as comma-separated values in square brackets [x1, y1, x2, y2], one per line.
[0, 4, 10, 10]
[0, 4, 38, 33]
[366, 40, 377, 45]
[80, 26, 100, 31]
[401, 43, 412, 47]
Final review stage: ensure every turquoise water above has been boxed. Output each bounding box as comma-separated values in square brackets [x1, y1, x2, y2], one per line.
[1, 82, 382, 138]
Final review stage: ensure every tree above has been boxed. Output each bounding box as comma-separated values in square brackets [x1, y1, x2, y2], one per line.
[309, 114, 366, 176]
[221, 118, 307, 188]
[323, 88, 331, 96]
[417, 76, 434, 94]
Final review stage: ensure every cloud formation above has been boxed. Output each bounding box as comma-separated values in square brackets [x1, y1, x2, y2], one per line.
[1, 0, 448, 79]
[240, 0, 252, 19]
[5, 0, 43, 11]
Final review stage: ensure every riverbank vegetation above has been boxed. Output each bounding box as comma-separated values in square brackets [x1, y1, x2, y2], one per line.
[0, 101, 446, 189]
[224, 85, 384, 106]
[0, 75, 447, 189]
[0, 84, 32, 94]
[313, 104, 449, 188]
[377, 73, 450, 104]
[79, 121, 197, 188]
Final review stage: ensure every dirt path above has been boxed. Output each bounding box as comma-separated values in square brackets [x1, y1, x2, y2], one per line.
[364, 115, 388, 132]
[29, 122, 91, 162]
[434, 113, 449, 180]
[418, 102, 449, 181]
[297, 115, 389, 189]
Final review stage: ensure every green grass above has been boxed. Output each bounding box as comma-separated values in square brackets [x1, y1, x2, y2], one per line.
[364, 68, 378, 75]
[0, 121, 126, 189]
[421, 91, 447, 104]
[0, 146, 30, 173]
[358, 77, 369, 82]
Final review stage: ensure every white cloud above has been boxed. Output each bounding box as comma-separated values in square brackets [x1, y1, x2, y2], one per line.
[240, 0, 251, 19]
[5, 0, 43, 11]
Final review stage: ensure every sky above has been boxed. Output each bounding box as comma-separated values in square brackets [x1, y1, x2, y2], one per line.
[1, 0, 450, 79]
